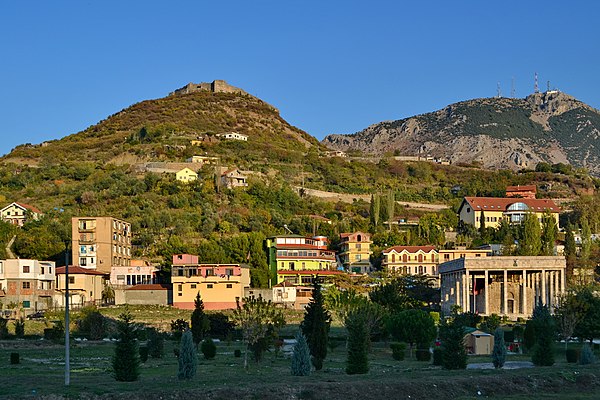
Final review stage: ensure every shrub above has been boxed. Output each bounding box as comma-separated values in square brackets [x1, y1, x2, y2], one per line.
[14, 318, 25, 338]
[147, 328, 164, 358]
[76, 306, 105, 340]
[432, 348, 443, 366]
[503, 329, 515, 343]
[178, 330, 197, 380]
[191, 293, 210, 345]
[301, 279, 330, 371]
[10, 353, 19, 364]
[234, 349, 242, 358]
[171, 319, 188, 341]
[0, 317, 8, 339]
[207, 312, 235, 339]
[580, 344, 596, 365]
[566, 348, 578, 363]
[390, 342, 406, 361]
[530, 306, 555, 367]
[139, 346, 149, 363]
[345, 311, 369, 375]
[291, 331, 311, 376]
[200, 338, 217, 360]
[439, 317, 467, 370]
[415, 348, 431, 362]
[112, 310, 140, 382]
[492, 327, 506, 368]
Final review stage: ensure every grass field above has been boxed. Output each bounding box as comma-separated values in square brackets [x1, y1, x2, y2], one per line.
[1, 306, 599, 399]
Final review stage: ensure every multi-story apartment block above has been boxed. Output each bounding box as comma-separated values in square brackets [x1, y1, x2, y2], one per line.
[266, 235, 342, 286]
[71, 217, 132, 274]
[0, 202, 42, 226]
[0, 259, 55, 312]
[339, 232, 372, 274]
[171, 254, 250, 310]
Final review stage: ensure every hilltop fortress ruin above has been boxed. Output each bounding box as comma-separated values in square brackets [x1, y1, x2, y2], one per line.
[170, 80, 249, 96]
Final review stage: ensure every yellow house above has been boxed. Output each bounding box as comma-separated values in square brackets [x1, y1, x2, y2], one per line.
[55, 266, 109, 307]
[458, 197, 560, 229]
[382, 246, 438, 276]
[339, 232, 372, 273]
[0, 202, 42, 226]
[171, 258, 250, 310]
[175, 168, 198, 183]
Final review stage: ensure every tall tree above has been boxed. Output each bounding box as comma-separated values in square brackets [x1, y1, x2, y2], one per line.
[191, 292, 210, 346]
[112, 310, 140, 382]
[541, 211, 558, 256]
[301, 278, 331, 370]
[345, 310, 369, 375]
[531, 305, 555, 366]
[178, 330, 197, 380]
[439, 315, 467, 370]
[291, 331, 311, 376]
[369, 194, 380, 228]
[580, 217, 592, 261]
[386, 190, 395, 229]
[564, 222, 577, 280]
[492, 327, 506, 369]
[386, 309, 436, 358]
[519, 213, 542, 256]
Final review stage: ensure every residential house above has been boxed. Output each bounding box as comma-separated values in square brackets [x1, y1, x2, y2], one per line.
[382, 246, 438, 277]
[175, 167, 198, 183]
[506, 185, 537, 199]
[171, 255, 250, 310]
[339, 232, 372, 273]
[439, 256, 566, 319]
[55, 266, 109, 308]
[186, 155, 219, 165]
[457, 197, 560, 229]
[0, 259, 55, 313]
[0, 202, 42, 226]
[71, 217, 132, 273]
[216, 132, 248, 141]
[266, 235, 341, 286]
[110, 259, 157, 286]
[221, 168, 248, 189]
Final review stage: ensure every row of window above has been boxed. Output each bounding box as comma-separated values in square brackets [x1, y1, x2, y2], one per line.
[276, 250, 320, 257]
[113, 244, 131, 256]
[176, 282, 234, 296]
[21, 265, 53, 274]
[21, 281, 53, 290]
[279, 261, 333, 270]
[390, 254, 436, 263]
[393, 265, 437, 275]
[175, 268, 235, 277]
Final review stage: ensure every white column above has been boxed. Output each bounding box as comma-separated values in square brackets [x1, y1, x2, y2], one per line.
[465, 270, 470, 313]
[484, 270, 489, 315]
[503, 269, 508, 315]
[541, 270, 547, 306]
[455, 273, 461, 308]
[522, 269, 527, 315]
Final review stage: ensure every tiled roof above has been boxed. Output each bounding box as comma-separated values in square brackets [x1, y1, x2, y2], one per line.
[506, 185, 537, 192]
[126, 284, 171, 291]
[463, 197, 560, 212]
[383, 245, 436, 254]
[55, 266, 108, 275]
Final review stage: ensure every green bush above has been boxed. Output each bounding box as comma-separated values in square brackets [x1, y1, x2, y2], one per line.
[566, 348, 578, 363]
[147, 328, 164, 358]
[432, 348, 443, 366]
[0, 317, 8, 339]
[178, 330, 197, 380]
[345, 312, 369, 375]
[492, 327, 506, 368]
[200, 338, 217, 360]
[580, 344, 596, 365]
[113, 311, 140, 382]
[14, 318, 25, 338]
[139, 346, 149, 363]
[291, 331, 311, 376]
[10, 353, 19, 364]
[234, 349, 242, 358]
[76, 306, 105, 340]
[415, 348, 431, 362]
[390, 342, 406, 361]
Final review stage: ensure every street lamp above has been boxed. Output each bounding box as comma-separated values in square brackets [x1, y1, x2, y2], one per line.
[64, 241, 70, 386]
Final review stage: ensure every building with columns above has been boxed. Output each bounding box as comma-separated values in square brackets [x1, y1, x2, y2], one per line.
[439, 256, 566, 319]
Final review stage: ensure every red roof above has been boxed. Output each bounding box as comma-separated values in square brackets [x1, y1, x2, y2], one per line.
[506, 185, 536, 192]
[126, 284, 171, 291]
[56, 266, 108, 275]
[463, 197, 560, 212]
[383, 245, 436, 254]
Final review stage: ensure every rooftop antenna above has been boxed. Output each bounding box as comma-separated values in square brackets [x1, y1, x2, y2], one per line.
[547, 80, 550, 92]
[497, 82, 502, 98]
[511, 77, 515, 98]
[534, 72, 539, 93]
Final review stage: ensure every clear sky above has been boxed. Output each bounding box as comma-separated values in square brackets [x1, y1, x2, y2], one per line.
[1, 1, 599, 156]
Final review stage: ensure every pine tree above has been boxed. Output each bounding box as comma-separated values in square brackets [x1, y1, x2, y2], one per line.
[345, 311, 369, 375]
[301, 278, 331, 370]
[530, 305, 555, 366]
[492, 327, 506, 368]
[191, 292, 210, 346]
[178, 330, 197, 380]
[519, 213, 542, 256]
[113, 310, 140, 381]
[439, 316, 467, 370]
[541, 211, 558, 256]
[291, 331, 311, 376]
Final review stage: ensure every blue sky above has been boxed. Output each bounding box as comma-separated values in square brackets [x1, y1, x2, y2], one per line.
[1, 1, 599, 156]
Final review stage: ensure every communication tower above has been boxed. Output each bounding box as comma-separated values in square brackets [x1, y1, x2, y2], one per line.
[534, 72, 539, 93]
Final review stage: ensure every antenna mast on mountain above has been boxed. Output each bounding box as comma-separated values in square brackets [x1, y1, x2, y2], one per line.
[534, 72, 539, 93]
[511, 77, 515, 98]
[547, 80, 550, 92]
[497, 82, 502, 98]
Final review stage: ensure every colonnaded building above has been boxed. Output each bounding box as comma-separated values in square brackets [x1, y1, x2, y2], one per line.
[439, 256, 566, 319]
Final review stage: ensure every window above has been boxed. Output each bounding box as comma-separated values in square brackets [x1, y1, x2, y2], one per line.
[69, 277, 75, 284]
[402, 254, 407, 262]
[301, 276, 312, 284]
[41, 267, 45, 274]
[207, 284, 214, 289]
[22, 281, 31, 289]
[23, 300, 30, 308]
[178, 284, 182, 291]
[80, 258, 87, 266]
[23, 265, 30, 273]
[392, 254, 396, 263]
[178, 293, 182, 296]
[191, 284, 197, 289]
[226, 284, 233, 289]
[226, 268, 234, 276]
[355, 254, 362, 261]
[289, 262, 295, 271]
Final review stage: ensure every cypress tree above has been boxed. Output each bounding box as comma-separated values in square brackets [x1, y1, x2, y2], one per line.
[531, 305, 555, 366]
[301, 278, 331, 370]
[386, 190, 395, 229]
[581, 218, 592, 261]
[345, 312, 369, 375]
[291, 331, 311, 376]
[520, 213, 542, 256]
[191, 292, 210, 346]
[439, 316, 467, 370]
[370, 194, 380, 228]
[113, 310, 140, 382]
[564, 222, 576, 280]
[178, 330, 198, 380]
[541, 211, 558, 256]
[492, 327, 506, 368]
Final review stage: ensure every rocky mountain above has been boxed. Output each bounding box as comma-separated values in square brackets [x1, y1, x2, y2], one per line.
[323, 92, 600, 174]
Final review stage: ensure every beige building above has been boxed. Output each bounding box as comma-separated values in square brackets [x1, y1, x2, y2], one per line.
[382, 246, 439, 276]
[221, 168, 248, 189]
[171, 255, 250, 310]
[439, 256, 566, 319]
[0, 202, 42, 226]
[458, 197, 560, 229]
[175, 167, 198, 183]
[339, 232, 372, 274]
[71, 217, 132, 273]
[0, 259, 55, 312]
[55, 266, 109, 307]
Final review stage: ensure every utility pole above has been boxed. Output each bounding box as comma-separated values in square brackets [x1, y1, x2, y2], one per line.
[64, 242, 70, 386]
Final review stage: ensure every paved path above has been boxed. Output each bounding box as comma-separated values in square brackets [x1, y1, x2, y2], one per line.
[467, 361, 534, 370]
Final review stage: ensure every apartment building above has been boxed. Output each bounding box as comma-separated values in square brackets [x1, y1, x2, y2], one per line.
[0, 259, 55, 312]
[71, 217, 132, 273]
[339, 231, 372, 274]
[171, 254, 250, 310]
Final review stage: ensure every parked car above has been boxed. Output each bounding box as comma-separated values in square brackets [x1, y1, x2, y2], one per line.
[26, 311, 45, 320]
